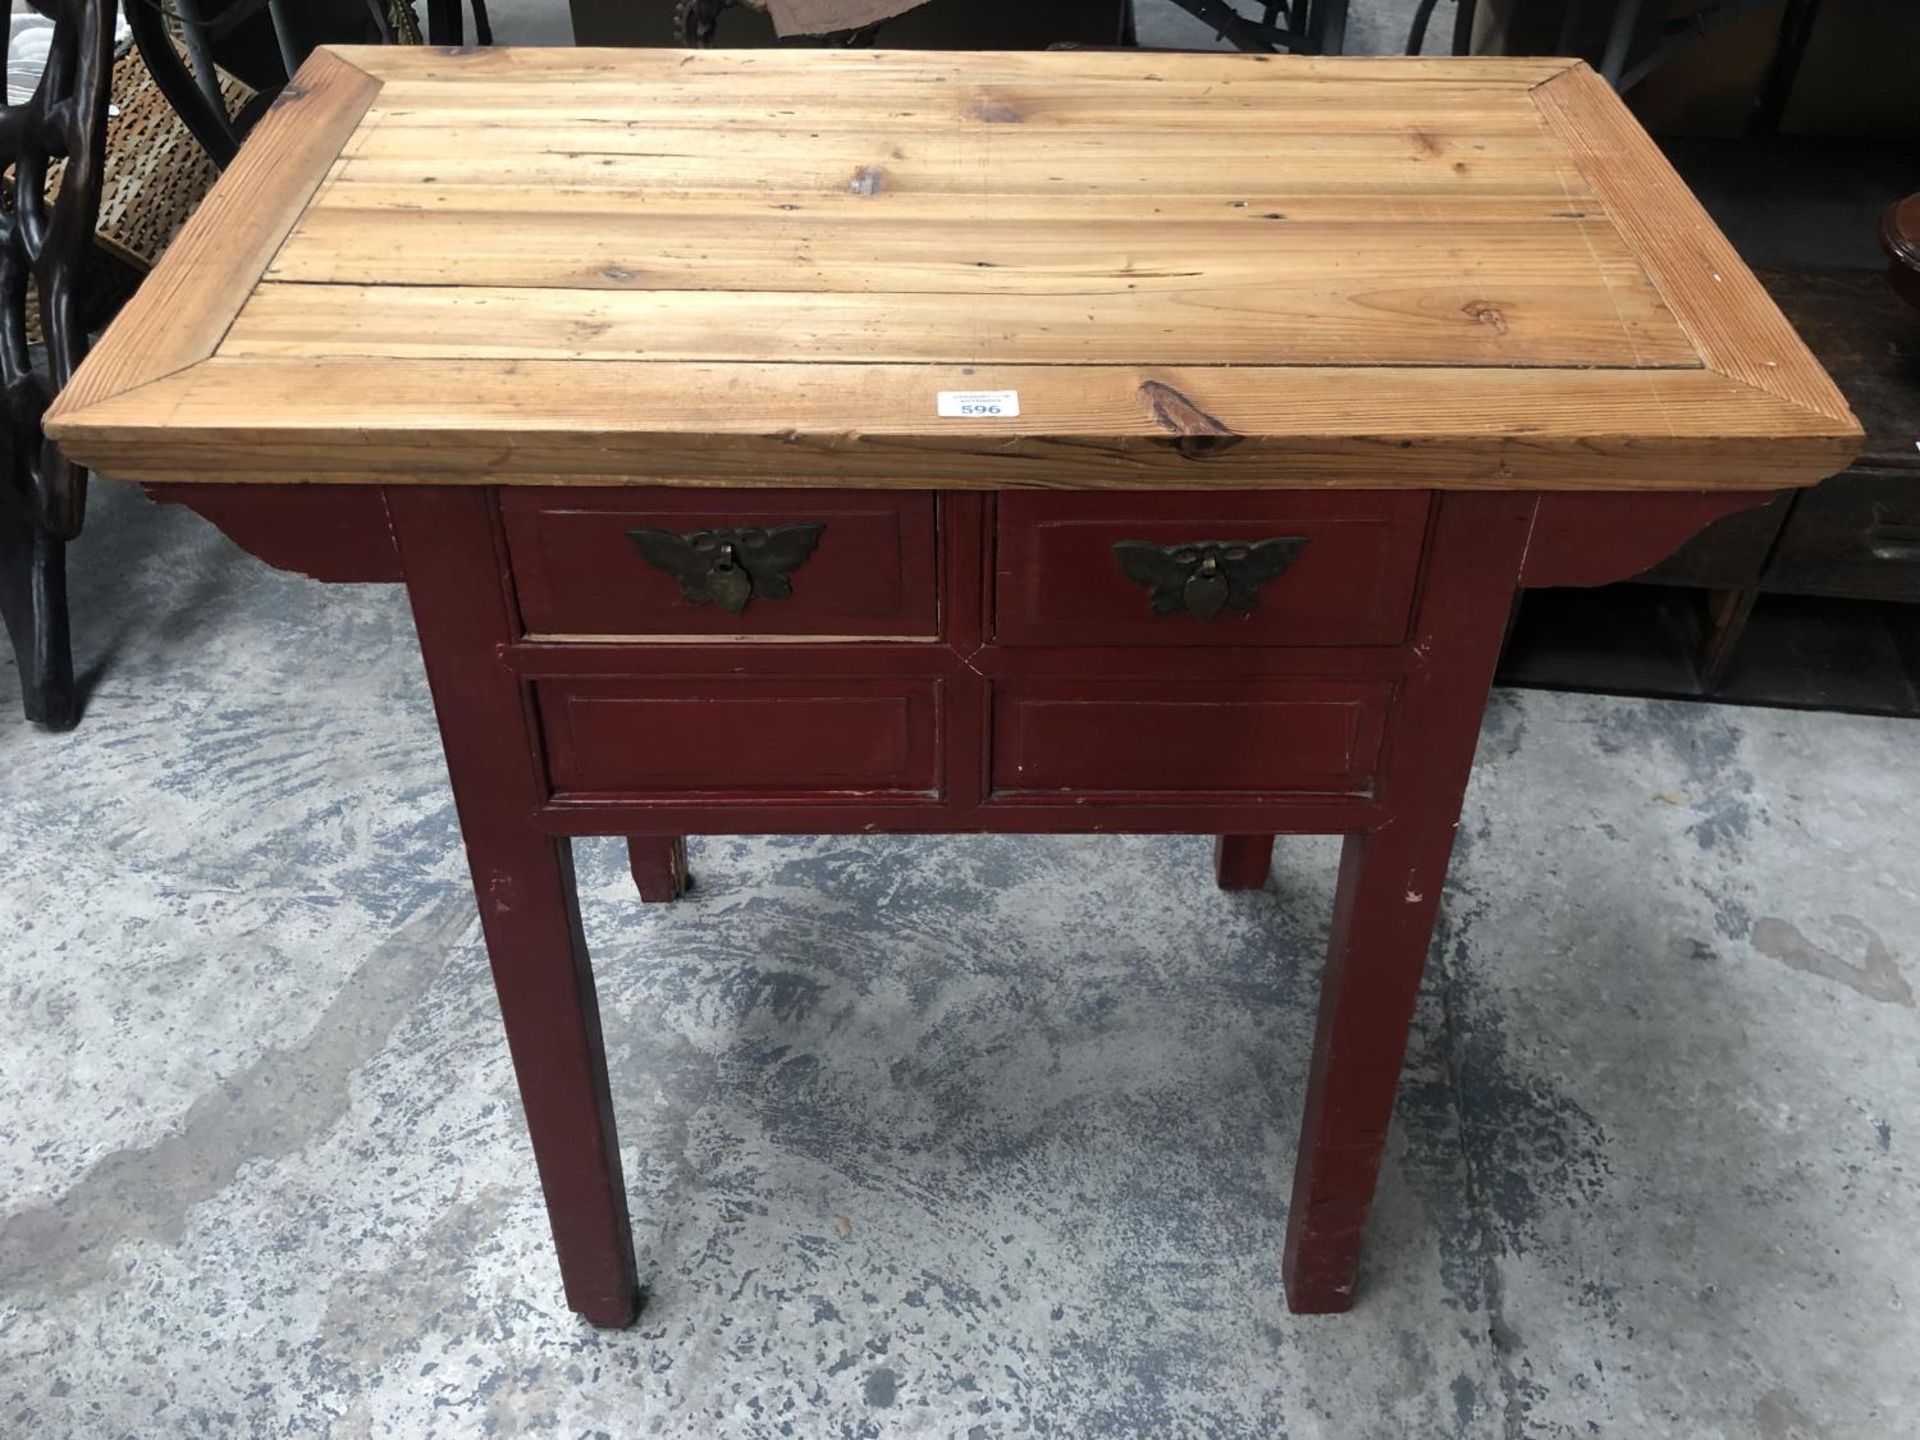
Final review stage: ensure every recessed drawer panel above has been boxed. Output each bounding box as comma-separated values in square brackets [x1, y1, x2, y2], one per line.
[994, 492, 1427, 647]
[992, 678, 1390, 795]
[503, 489, 938, 638]
[1761, 473, 1920, 601]
[538, 678, 940, 796]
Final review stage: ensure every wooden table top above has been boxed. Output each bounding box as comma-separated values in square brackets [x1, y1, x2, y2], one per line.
[47, 47, 1860, 491]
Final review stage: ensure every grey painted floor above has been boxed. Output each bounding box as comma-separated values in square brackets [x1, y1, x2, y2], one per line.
[3, 481, 1918, 1438]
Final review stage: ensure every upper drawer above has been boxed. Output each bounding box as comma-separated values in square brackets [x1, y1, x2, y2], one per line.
[502, 489, 938, 638]
[994, 492, 1427, 647]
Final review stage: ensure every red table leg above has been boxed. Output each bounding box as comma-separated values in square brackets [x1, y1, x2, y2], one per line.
[1214, 834, 1275, 890]
[140, 481, 1779, 1319]
[388, 486, 641, 1329]
[1282, 493, 1535, 1314]
[629, 836, 689, 902]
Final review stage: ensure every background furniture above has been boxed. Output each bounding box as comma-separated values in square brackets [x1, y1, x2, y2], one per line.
[573, 0, 1131, 49]
[1486, 0, 1920, 138]
[2, 0, 275, 726]
[0, 0, 115, 728]
[659, 0, 1348, 52]
[1500, 129, 1919, 714]
[1503, 266, 1919, 711]
[1150, 0, 1348, 53]
[125, 0, 340, 164]
[1405, 0, 1477, 55]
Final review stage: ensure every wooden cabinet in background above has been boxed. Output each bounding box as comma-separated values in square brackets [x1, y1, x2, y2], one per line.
[1503, 266, 1920, 710]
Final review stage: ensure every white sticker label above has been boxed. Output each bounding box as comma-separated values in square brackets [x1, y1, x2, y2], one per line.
[937, 389, 1020, 419]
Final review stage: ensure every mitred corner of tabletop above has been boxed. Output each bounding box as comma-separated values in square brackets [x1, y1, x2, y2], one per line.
[1529, 60, 1865, 462]
[44, 44, 385, 456]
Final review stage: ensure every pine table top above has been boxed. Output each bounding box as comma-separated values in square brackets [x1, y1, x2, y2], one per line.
[46, 47, 1861, 490]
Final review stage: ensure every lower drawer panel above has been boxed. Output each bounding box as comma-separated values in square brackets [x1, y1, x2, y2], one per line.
[991, 678, 1390, 795]
[537, 677, 940, 796]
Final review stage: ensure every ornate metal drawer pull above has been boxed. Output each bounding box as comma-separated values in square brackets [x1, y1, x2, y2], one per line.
[1112, 536, 1308, 621]
[627, 523, 826, 615]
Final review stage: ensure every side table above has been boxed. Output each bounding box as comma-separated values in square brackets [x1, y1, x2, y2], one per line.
[47, 47, 1860, 1327]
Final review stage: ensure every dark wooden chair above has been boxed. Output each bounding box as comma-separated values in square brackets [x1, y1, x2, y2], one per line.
[0, 0, 115, 728]
[2, 0, 479, 728]
[424, 0, 494, 47]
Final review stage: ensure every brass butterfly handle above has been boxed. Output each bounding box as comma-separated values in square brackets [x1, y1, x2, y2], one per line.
[627, 523, 826, 615]
[1112, 537, 1308, 621]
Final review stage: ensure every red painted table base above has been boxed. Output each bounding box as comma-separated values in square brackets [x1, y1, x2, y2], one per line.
[149, 482, 1767, 1326]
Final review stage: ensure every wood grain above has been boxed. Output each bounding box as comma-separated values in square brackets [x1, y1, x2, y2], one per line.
[329, 148, 1591, 198]
[292, 184, 1620, 224]
[265, 211, 1657, 298]
[361, 79, 1552, 129]
[339, 46, 1579, 86]
[47, 48, 1861, 491]
[54, 357, 1858, 488]
[222, 277, 1692, 368]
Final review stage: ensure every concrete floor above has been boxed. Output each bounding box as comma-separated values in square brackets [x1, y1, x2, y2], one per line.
[4, 478, 1918, 1437]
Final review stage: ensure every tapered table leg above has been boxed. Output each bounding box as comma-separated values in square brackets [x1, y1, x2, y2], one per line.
[1214, 834, 1275, 890]
[629, 836, 688, 902]
[1282, 493, 1536, 1313]
[1283, 826, 1450, 1311]
[389, 486, 640, 1328]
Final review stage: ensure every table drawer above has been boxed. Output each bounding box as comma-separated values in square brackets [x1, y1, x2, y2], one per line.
[1760, 472, 1920, 601]
[991, 678, 1391, 795]
[536, 677, 940, 797]
[994, 492, 1427, 647]
[503, 489, 939, 638]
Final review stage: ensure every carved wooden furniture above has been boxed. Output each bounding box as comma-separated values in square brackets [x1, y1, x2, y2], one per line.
[47, 47, 1858, 1328]
[1, 0, 115, 728]
[675, 0, 1345, 59]
[3, 0, 279, 729]
[573, 0, 1129, 51]
[1153, 0, 1349, 54]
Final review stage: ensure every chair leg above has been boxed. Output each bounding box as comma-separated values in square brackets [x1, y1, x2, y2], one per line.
[1214, 834, 1275, 890]
[0, 492, 77, 730]
[628, 836, 689, 903]
[424, 0, 462, 45]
